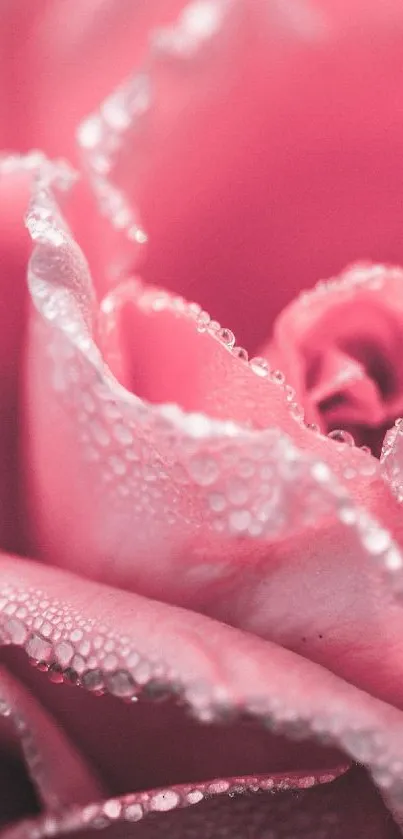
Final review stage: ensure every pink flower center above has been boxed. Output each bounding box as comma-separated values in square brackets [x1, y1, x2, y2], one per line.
[267, 264, 403, 456]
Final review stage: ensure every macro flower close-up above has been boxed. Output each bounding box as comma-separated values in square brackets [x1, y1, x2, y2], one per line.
[3, 0, 403, 836]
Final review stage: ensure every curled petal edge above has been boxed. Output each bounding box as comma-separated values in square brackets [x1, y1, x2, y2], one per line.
[23, 156, 403, 598]
[1, 556, 403, 829]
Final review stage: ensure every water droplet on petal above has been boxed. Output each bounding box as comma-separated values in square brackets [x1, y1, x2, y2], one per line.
[188, 455, 219, 486]
[361, 525, 391, 555]
[208, 492, 226, 512]
[285, 385, 296, 402]
[385, 547, 403, 571]
[270, 369, 286, 385]
[328, 429, 355, 446]
[227, 478, 249, 506]
[196, 311, 210, 332]
[106, 670, 135, 698]
[249, 357, 269, 377]
[109, 455, 127, 476]
[219, 328, 235, 348]
[5, 618, 28, 644]
[91, 420, 110, 447]
[229, 509, 252, 533]
[208, 320, 221, 333]
[113, 424, 134, 446]
[26, 634, 52, 663]
[289, 402, 305, 421]
[150, 790, 180, 812]
[82, 669, 105, 692]
[232, 346, 248, 361]
[187, 789, 204, 804]
[124, 803, 143, 822]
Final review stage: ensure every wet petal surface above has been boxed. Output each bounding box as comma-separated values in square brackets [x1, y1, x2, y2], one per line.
[266, 263, 403, 455]
[2, 767, 400, 839]
[20, 159, 403, 714]
[0, 662, 100, 821]
[1, 555, 403, 833]
[78, 0, 403, 352]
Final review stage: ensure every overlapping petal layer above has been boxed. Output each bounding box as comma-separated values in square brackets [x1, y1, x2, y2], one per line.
[2, 2, 403, 836]
[0, 555, 402, 835]
[77, 0, 403, 351]
[2, 768, 400, 839]
[1, 0, 186, 159]
[266, 263, 403, 454]
[0, 664, 101, 816]
[20, 159, 403, 715]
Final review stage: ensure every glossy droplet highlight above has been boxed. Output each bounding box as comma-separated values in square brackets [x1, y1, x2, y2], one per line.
[150, 790, 180, 812]
[82, 669, 105, 692]
[249, 357, 269, 377]
[106, 670, 136, 698]
[5, 618, 28, 645]
[218, 328, 235, 348]
[270, 370, 286, 385]
[328, 429, 355, 446]
[26, 633, 52, 663]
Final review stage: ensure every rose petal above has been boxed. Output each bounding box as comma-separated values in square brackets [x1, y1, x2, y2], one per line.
[0, 153, 49, 553]
[382, 422, 403, 500]
[22, 160, 403, 713]
[1, 555, 403, 829]
[77, 0, 403, 351]
[265, 263, 403, 454]
[0, 4, 49, 148]
[2, 767, 400, 839]
[2, 1, 186, 159]
[0, 663, 101, 812]
[97, 277, 310, 427]
[3, 647, 349, 798]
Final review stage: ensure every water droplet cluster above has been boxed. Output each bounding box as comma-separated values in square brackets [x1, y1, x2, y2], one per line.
[6, 8, 403, 830]
[0, 690, 49, 807]
[298, 262, 394, 307]
[381, 418, 403, 504]
[77, 72, 150, 246]
[152, 0, 227, 57]
[28, 287, 398, 588]
[0, 150, 51, 175]
[77, 0, 232, 257]
[327, 429, 355, 446]
[3, 764, 349, 839]
[32, 305, 398, 585]
[24, 153, 401, 631]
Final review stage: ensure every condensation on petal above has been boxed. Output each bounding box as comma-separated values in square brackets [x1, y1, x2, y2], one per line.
[23, 160, 403, 612]
[1, 557, 403, 827]
[75, 0, 236, 246]
[3, 769, 393, 839]
[75, 0, 326, 280]
[0, 665, 101, 810]
[381, 421, 403, 503]
[97, 276, 311, 429]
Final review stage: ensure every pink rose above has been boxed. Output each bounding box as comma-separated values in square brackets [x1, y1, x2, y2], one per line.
[2, 1, 403, 836]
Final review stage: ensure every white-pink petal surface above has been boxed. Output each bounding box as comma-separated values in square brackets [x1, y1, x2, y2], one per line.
[1, 554, 403, 828]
